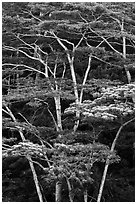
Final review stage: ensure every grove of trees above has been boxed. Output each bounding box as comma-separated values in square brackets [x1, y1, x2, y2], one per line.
[2, 2, 135, 202]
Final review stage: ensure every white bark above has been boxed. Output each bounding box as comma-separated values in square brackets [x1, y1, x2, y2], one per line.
[97, 118, 134, 202]
[121, 18, 131, 84]
[4, 105, 44, 202]
[67, 54, 80, 132]
[84, 188, 88, 202]
[54, 95, 62, 131]
[55, 181, 62, 202]
[50, 32, 80, 132]
[66, 177, 74, 202]
[79, 54, 92, 103]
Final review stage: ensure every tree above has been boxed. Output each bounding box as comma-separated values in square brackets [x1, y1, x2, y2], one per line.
[2, 2, 135, 202]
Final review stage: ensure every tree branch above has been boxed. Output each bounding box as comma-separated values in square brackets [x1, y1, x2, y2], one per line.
[2, 63, 47, 77]
[3, 104, 44, 202]
[74, 31, 86, 51]
[78, 13, 123, 57]
[23, 10, 42, 22]
[79, 54, 92, 103]
[3, 45, 46, 66]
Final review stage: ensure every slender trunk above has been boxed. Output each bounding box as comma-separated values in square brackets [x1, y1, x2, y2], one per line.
[122, 18, 131, 83]
[27, 155, 43, 202]
[4, 106, 44, 202]
[66, 177, 74, 202]
[84, 188, 88, 202]
[51, 32, 80, 132]
[67, 53, 80, 132]
[55, 180, 62, 202]
[74, 54, 92, 132]
[53, 58, 62, 132]
[67, 53, 79, 104]
[45, 56, 48, 77]
[97, 118, 134, 202]
[79, 54, 92, 103]
[54, 96, 62, 131]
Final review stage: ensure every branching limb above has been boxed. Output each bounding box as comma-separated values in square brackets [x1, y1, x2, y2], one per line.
[79, 54, 92, 103]
[3, 63, 46, 77]
[3, 104, 44, 202]
[23, 10, 42, 22]
[74, 31, 86, 50]
[78, 13, 123, 57]
[35, 98, 58, 130]
[16, 33, 36, 50]
[3, 45, 46, 66]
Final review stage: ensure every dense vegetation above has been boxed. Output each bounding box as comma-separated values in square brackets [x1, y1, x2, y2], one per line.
[2, 2, 135, 202]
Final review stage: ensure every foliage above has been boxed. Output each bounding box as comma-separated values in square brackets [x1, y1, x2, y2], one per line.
[2, 2, 135, 202]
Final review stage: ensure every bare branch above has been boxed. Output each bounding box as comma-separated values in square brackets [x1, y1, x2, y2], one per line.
[74, 31, 86, 50]
[85, 41, 123, 69]
[50, 31, 74, 50]
[62, 62, 66, 79]
[54, 55, 58, 78]
[16, 34, 35, 50]
[89, 28, 123, 56]
[78, 13, 123, 57]
[79, 54, 92, 103]
[3, 45, 46, 66]
[35, 98, 58, 130]
[3, 105, 44, 202]
[2, 108, 11, 116]
[3, 63, 47, 77]
[23, 10, 42, 22]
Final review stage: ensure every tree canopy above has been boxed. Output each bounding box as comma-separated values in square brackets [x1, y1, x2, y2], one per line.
[2, 2, 135, 202]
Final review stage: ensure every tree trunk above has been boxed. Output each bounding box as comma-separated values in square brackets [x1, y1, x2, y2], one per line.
[79, 54, 92, 103]
[97, 118, 134, 202]
[122, 18, 131, 83]
[67, 54, 80, 132]
[4, 106, 44, 202]
[27, 155, 43, 202]
[84, 188, 88, 202]
[66, 177, 74, 202]
[54, 96, 62, 132]
[55, 180, 62, 202]
[51, 32, 80, 132]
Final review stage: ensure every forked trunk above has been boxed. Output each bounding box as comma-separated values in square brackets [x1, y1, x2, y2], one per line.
[67, 54, 80, 132]
[79, 54, 92, 103]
